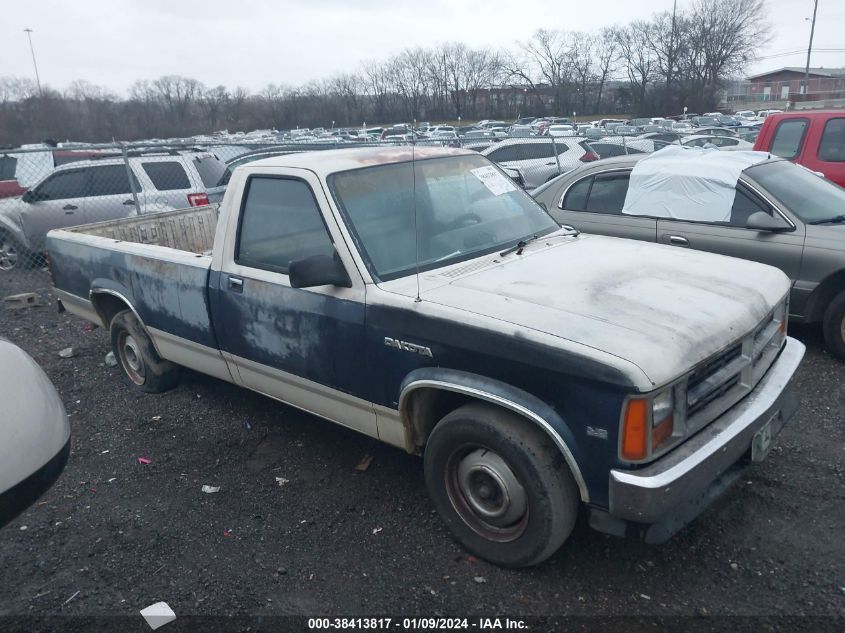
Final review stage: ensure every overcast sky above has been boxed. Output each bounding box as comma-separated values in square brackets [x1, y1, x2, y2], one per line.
[2, 0, 844, 94]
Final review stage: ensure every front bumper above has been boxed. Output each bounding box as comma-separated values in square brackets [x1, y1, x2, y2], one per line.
[603, 336, 804, 541]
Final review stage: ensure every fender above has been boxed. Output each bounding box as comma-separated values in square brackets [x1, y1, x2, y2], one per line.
[398, 367, 589, 502]
[0, 212, 29, 249]
[89, 282, 164, 358]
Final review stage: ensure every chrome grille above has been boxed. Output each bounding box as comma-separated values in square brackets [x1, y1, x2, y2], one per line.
[683, 304, 786, 435]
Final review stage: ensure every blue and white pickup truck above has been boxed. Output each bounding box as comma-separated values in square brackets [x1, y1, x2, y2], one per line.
[46, 146, 804, 567]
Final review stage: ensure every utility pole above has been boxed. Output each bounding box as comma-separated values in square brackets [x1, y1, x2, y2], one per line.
[23, 28, 43, 97]
[803, 0, 819, 97]
[667, 0, 677, 113]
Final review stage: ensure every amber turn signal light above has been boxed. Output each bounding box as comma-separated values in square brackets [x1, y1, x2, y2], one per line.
[621, 398, 649, 461]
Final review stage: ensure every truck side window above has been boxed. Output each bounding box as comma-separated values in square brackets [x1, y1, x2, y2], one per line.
[35, 169, 88, 201]
[818, 118, 845, 162]
[236, 177, 334, 275]
[769, 119, 808, 159]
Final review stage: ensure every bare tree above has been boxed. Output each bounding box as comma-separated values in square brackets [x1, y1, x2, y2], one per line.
[616, 22, 658, 114]
[593, 28, 619, 112]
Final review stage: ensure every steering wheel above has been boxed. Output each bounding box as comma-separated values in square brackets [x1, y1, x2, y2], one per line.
[443, 212, 482, 232]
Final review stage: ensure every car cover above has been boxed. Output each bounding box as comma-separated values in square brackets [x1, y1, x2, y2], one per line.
[621, 146, 770, 222]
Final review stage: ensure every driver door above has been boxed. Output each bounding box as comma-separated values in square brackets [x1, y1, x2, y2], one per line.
[19, 168, 89, 246]
[210, 170, 376, 437]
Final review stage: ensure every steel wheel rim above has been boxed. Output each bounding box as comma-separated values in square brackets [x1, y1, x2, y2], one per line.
[117, 332, 146, 385]
[841, 314, 845, 344]
[0, 238, 18, 271]
[444, 445, 529, 543]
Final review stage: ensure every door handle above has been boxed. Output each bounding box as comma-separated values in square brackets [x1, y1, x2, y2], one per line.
[63, 204, 77, 213]
[667, 235, 690, 246]
[123, 199, 136, 206]
[228, 276, 244, 293]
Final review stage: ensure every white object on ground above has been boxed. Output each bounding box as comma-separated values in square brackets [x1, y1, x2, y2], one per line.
[201, 485, 220, 494]
[140, 601, 176, 630]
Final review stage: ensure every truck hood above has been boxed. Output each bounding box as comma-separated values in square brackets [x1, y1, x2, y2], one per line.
[420, 235, 790, 389]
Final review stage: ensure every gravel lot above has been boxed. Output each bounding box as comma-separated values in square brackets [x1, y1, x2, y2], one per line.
[1, 272, 843, 625]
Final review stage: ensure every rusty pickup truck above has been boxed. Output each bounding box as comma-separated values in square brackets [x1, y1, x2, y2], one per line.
[46, 146, 804, 567]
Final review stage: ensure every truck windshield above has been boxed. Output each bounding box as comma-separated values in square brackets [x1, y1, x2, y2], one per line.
[329, 154, 559, 281]
[746, 160, 845, 224]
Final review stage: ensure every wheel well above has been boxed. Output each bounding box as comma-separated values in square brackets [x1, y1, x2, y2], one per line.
[805, 270, 845, 323]
[90, 292, 132, 329]
[401, 384, 589, 503]
[403, 387, 474, 451]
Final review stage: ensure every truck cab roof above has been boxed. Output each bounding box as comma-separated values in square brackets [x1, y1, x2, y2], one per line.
[246, 146, 473, 177]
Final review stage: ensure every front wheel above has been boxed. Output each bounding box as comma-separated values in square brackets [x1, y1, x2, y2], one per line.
[822, 290, 845, 360]
[0, 232, 26, 272]
[424, 403, 579, 567]
[110, 310, 179, 393]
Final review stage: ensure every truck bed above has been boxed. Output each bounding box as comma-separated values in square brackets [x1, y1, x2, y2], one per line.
[46, 205, 228, 380]
[64, 204, 219, 254]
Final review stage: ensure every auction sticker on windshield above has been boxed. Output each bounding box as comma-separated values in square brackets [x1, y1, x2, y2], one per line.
[471, 166, 517, 196]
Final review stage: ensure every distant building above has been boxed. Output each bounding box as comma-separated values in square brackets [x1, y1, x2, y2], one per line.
[745, 67, 845, 101]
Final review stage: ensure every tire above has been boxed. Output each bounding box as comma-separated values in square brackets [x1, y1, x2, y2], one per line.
[109, 310, 179, 393]
[0, 231, 27, 272]
[424, 402, 579, 567]
[822, 290, 845, 360]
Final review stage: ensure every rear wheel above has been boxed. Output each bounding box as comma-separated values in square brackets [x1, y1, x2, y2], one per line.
[822, 290, 845, 360]
[110, 310, 179, 392]
[424, 402, 579, 567]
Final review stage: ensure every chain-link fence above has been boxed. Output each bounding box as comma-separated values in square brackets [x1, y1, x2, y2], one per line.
[0, 131, 682, 308]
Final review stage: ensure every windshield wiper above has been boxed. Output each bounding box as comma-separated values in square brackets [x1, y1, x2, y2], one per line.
[499, 234, 541, 257]
[808, 214, 845, 225]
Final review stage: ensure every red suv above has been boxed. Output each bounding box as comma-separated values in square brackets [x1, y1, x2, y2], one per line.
[754, 111, 845, 186]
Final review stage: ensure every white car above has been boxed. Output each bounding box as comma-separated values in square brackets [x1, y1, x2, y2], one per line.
[690, 127, 739, 137]
[0, 338, 69, 528]
[680, 135, 754, 151]
[757, 109, 784, 118]
[548, 124, 577, 137]
[481, 138, 587, 188]
[735, 110, 758, 121]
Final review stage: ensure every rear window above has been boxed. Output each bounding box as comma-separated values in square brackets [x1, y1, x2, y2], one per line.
[192, 156, 227, 188]
[142, 161, 190, 190]
[818, 118, 845, 162]
[769, 118, 808, 159]
[0, 155, 17, 181]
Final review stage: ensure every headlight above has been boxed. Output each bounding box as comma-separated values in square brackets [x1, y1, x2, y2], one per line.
[620, 386, 678, 462]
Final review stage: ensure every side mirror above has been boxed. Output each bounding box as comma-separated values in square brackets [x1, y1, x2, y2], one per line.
[21, 189, 35, 203]
[289, 252, 351, 289]
[746, 211, 791, 232]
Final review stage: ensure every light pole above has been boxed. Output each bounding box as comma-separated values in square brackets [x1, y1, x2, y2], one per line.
[23, 28, 43, 98]
[803, 0, 819, 97]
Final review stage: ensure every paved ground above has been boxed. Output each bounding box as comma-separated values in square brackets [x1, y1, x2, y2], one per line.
[0, 274, 843, 623]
